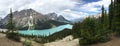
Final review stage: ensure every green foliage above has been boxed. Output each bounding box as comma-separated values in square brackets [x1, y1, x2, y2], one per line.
[101, 5, 105, 24]
[6, 9, 15, 32]
[48, 29, 72, 42]
[17, 26, 28, 30]
[19, 29, 72, 44]
[6, 32, 20, 42]
[34, 20, 52, 30]
[109, 0, 114, 29]
[34, 29, 72, 43]
[72, 22, 81, 38]
[15, 29, 70, 43]
[72, 16, 111, 45]
[23, 40, 32, 46]
[5, 9, 20, 42]
[112, 0, 120, 36]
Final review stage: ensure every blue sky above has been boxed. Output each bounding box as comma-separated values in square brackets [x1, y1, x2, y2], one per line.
[0, 0, 111, 20]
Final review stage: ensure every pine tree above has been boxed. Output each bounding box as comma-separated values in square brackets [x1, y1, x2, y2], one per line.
[109, 0, 114, 29]
[101, 5, 106, 29]
[101, 5, 105, 24]
[104, 10, 109, 29]
[113, 0, 120, 35]
[6, 9, 15, 32]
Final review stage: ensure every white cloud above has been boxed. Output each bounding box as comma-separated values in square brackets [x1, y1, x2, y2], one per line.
[0, 0, 111, 21]
[79, 0, 111, 14]
[0, 0, 34, 18]
[0, 0, 78, 18]
[59, 9, 88, 20]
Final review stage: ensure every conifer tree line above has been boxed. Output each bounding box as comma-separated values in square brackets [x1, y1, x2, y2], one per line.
[72, 5, 110, 45]
[72, 0, 120, 45]
[109, 0, 120, 36]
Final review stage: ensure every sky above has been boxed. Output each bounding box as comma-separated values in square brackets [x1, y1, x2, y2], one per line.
[0, 0, 111, 20]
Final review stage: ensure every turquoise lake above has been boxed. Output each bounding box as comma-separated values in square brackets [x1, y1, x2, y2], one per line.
[18, 24, 73, 36]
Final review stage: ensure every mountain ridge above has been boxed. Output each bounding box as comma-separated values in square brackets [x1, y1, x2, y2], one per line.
[0, 9, 70, 30]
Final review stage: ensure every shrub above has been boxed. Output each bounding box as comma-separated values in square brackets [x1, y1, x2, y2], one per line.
[23, 40, 32, 46]
[6, 32, 20, 42]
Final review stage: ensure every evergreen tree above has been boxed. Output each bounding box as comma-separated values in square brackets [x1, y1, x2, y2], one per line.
[6, 9, 20, 42]
[101, 5, 105, 24]
[109, 0, 114, 29]
[104, 10, 109, 29]
[6, 9, 15, 32]
[113, 0, 120, 35]
[101, 5, 108, 29]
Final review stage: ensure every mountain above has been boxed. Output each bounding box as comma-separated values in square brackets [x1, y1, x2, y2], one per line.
[0, 17, 4, 28]
[0, 17, 2, 21]
[70, 13, 101, 23]
[2, 9, 47, 27]
[45, 12, 58, 20]
[1, 9, 70, 30]
[71, 18, 84, 23]
[57, 15, 70, 23]
[45, 13, 70, 23]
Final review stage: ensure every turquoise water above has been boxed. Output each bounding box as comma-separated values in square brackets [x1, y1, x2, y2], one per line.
[18, 24, 73, 36]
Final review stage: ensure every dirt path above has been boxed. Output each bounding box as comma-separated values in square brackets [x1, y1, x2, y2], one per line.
[92, 36, 120, 46]
[0, 33, 43, 46]
[44, 35, 120, 46]
[1, 33, 120, 46]
[0, 33, 23, 46]
[44, 35, 79, 46]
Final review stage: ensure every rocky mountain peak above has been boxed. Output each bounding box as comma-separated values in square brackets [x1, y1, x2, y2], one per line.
[0, 9, 70, 29]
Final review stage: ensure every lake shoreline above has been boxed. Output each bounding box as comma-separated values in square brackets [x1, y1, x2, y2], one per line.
[19, 24, 73, 36]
